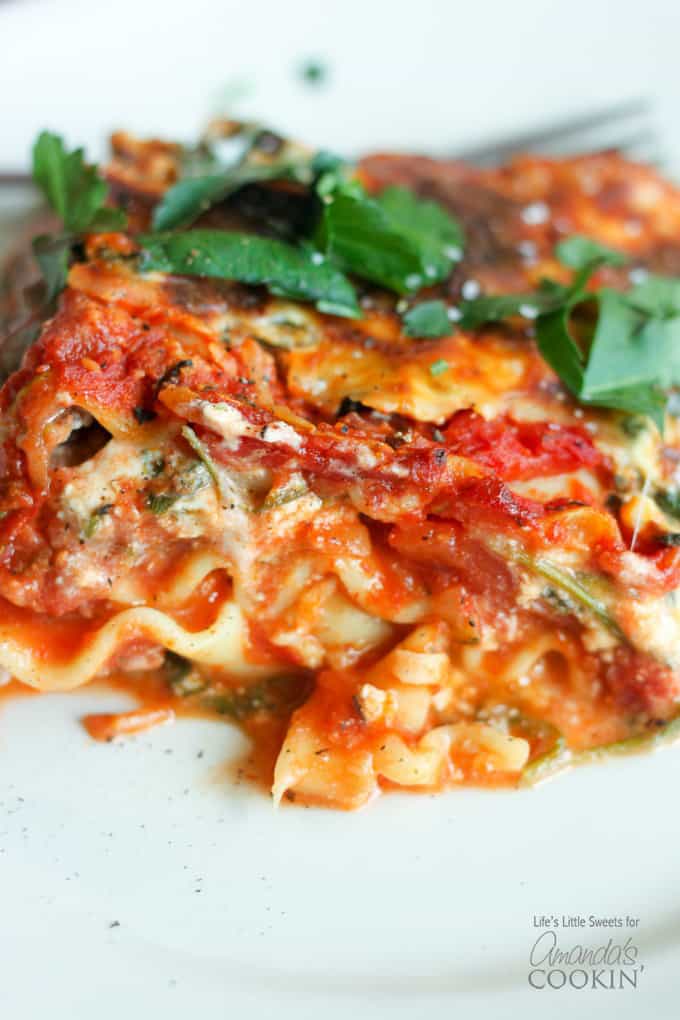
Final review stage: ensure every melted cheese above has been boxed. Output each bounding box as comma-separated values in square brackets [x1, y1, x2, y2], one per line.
[286, 332, 532, 423]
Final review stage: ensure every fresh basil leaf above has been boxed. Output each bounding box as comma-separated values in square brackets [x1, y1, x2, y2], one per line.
[86, 206, 127, 232]
[402, 300, 452, 338]
[32, 131, 124, 234]
[458, 291, 557, 330]
[580, 292, 668, 429]
[459, 294, 525, 330]
[537, 288, 666, 430]
[315, 191, 424, 293]
[138, 230, 361, 317]
[535, 303, 587, 397]
[555, 235, 627, 271]
[310, 150, 346, 177]
[537, 276, 570, 298]
[458, 274, 577, 331]
[622, 279, 680, 399]
[376, 186, 464, 267]
[627, 275, 680, 318]
[152, 162, 311, 231]
[153, 132, 342, 232]
[32, 131, 103, 231]
[179, 142, 223, 178]
[315, 181, 463, 294]
[593, 382, 666, 431]
[461, 237, 673, 429]
[656, 317, 680, 387]
[612, 315, 680, 417]
[31, 234, 71, 301]
[154, 139, 464, 297]
[152, 173, 242, 231]
[581, 291, 648, 401]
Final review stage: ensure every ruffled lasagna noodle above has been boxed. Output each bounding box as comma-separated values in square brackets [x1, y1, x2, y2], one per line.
[3, 137, 680, 808]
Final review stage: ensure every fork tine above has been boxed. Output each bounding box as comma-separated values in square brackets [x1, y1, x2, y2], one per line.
[595, 132, 661, 166]
[452, 97, 653, 164]
[0, 173, 32, 186]
[540, 130, 660, 168]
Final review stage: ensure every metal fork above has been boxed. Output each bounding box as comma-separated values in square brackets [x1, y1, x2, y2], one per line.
[449, 97, 659, 166]
[0, 97, 660, 185]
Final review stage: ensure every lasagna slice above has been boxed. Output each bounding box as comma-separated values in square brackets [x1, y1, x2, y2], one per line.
[2, 125, 680, 808]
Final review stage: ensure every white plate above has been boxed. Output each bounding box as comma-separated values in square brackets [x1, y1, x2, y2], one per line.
[1, 687, 679, 1018]
[2, 2, 680, 1013]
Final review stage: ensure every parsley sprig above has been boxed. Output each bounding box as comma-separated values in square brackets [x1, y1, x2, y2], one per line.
[31, 131, 127, 298]
[32, 131, 126, 234]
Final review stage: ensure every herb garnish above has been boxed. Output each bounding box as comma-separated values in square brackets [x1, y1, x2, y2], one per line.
[138, 230, 362, 318]
[314, 178, 463, 294]
[402, 299, 452, 338]
[457, 291, 555, 330]
[299, 59, 328, 87]
[429, 358, 449, 376]
[31, 234, 72, 302]
[146, 492, 180, 515]
[145, 457, 211, 514]
[34, 129, 680, 432]
[180, 425, 233, 506]
[32, 131, 126, 234]
[152, 143, 348, 233]
[31, 131, 127, 299]
[29, 126, 465, 318]
[459, 235, 679, 430]
[458, 235, 625, 330]
[372, 186, 463, 277]
[553, 235, 627, 271]
[151, 160, 312, 231]
[138, 134, 464, 314]
[83, 503, 114, 539]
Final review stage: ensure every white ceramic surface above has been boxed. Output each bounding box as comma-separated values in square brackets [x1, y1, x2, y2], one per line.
[1, 0, 679, 171]
[1, 688, 679, 1018]
[2, 2, 680, 1015]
